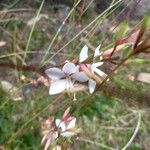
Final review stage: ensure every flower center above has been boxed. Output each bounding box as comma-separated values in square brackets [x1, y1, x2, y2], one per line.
[66, 77, 72, 90]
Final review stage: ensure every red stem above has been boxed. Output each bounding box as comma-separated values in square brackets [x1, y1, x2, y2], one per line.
[0, 62, 45, 75]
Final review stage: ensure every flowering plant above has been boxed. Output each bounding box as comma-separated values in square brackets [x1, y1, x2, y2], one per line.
[41, 108, 79, 150]
[46, 44, 107, 95]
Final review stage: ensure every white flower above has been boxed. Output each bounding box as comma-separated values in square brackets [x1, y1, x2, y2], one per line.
[79, 45, 89, 62]
[79, 44, 102, 63]
[79, 45, 107, 93]
[46, 62, 88, 95]
[41, 108, 78, 150]
[55, 117, 76, 137]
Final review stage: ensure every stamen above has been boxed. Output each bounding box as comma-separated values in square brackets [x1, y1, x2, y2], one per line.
[73, 93, 77, 101]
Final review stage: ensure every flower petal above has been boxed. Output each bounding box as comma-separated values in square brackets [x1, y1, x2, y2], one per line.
[59, 122, 66, 132]
[45, 68, 65, 80]
[66, 78, 75, 90]
[41, 134, 48, 144]
[61, 131, 74, 137]
[79, 45, 88, 62]
[44, 138, 51, 150]
[49, 79, 67, 95]
[88, 79, 96, 93]
[92, 62, 103, 68]
[55, 119, 61, 127]
[53, 131, 58, 139]
[92, 65, 107, 77]
[71, 72, 89, 82]
[55, 119, 66, 131]
[94, 44, 101, 57]
[62, 62, 77, 75]
[67, 118, 76, 129]
[62, 107, 70, 120]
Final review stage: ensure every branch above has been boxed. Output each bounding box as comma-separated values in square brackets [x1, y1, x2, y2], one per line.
[0, 62, 45, 75]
